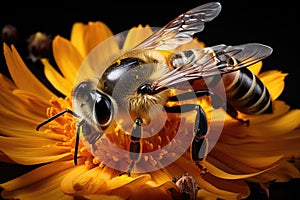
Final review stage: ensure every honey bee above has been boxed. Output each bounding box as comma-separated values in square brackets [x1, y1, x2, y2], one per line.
[36, 2, 273, 176]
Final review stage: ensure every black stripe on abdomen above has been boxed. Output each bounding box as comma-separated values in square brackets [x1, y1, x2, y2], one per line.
[225, 68, 272, 114]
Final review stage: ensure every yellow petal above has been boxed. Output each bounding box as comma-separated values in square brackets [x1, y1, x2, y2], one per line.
[259, 70, 288, 100]
[162, 153, 189, 180]
[213, 146, 285, 171]
[0, 87, 50, 135]
[3, 44, 55, 100]
[251, 109, 300, 136]
[179, 153, 249, 198]
[62, 167, 154, 198]
[149, 169, 175, 185]
[172, 154, 242, 199]
[0, 111, 65, 140]
[107, 174, 151, 191]
[106, 174, 153, 199]
[203, 173, 250, 199]
[1, 163, 74, 200]
[12, 89, 50, 121]
[207, 153, 259, 176]
[225, 107, 300, 138]
[274, 160, 300, 182]
[197, 189, 225, 200]
[251, 159, 300, 182]
[52, 36, 84, 83]
[75, 34, 121, 83]
[204, 160, 274, 180]
[125, 181, 175, 200]
[0, 100, 44, 137]
[221, 103, 296, 145]
[69, 21, 119, 83]
[0, 126, 34, 137]
[0, 160, 73, 191]
[221, 136, 300, 158]
[0, 73, 17, 91]
[12, 89, 50, 109]
[61, 165, 119, 194]
[0, 107, 40, 132]
[175, 38, 206, 51]
[70, 22, 87, 57]
[0, 136, 71, 164]
[83, 21, 115, 56]
[75, 194, 124, 200]
[0, 150, 15, 163]
[0, 76, 44, 123]
[122, 25, 153, 51]
[239, 100, 291, 125]
[248, 61, 262, 75]
[42, 58, 73, 96]
[72, 166, 106, 194]
[60, 164, 92, 194]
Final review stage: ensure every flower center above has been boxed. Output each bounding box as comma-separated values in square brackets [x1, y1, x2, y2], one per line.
[46, 96, 191, 171]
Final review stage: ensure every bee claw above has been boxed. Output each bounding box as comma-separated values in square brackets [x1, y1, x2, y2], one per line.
[200, 168, 208, 176]
[194, 161, 208, 176]
[119, 171, 131, 177]
[238, 118, 250, 127]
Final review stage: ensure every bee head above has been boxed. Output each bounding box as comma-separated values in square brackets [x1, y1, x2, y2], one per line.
[72, 79, 114, 129]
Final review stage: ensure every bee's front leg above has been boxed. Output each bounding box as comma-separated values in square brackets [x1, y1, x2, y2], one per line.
[74, 120, 86, 165]
[119, 118, 142, 176]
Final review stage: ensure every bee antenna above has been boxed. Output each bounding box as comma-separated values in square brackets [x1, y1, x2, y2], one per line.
[36, 109, 79, 131]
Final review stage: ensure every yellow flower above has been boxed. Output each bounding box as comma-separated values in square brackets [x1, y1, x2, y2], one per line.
[0, 20, 300, 200]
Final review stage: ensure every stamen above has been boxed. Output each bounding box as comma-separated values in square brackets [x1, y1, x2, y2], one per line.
[43, 96, 187, 170]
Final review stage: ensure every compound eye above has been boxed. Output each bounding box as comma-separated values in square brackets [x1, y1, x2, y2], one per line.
[94, 92, 113, 127]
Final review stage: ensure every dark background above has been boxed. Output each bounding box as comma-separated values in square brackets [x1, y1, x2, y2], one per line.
[0, 0, 299, 199]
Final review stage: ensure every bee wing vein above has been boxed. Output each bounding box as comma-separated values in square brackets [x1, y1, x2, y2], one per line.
[131, 2, 221, 51]
[152, 43, 272, 90]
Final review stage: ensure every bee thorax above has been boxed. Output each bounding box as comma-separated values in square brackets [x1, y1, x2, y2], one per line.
[128, 90, 169, 125]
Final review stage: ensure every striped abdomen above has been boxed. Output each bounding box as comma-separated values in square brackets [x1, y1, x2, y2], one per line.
[224, 68, 272, 114]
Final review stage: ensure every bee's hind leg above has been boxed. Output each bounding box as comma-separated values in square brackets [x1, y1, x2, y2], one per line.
[166, 89, 226, 176]
[165, 103, 209, 176]
[191, 104, 209, 176]
[119, 118, 142, 177]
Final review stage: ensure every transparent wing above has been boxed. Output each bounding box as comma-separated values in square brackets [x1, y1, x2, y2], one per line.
[131, 2, 222, 51]
[152, 43, 273, 90]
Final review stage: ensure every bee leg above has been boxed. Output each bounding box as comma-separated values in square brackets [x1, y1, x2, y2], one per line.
[74, 120, 86, 165]
[36, 109, 79, 131]
[168, 89, 224, 109]
[119, 118, 142, 177]
[35, 109, 82, 165]
[225, 103, 250, 126]
[191, 105, 208, 176]
[81, 123, 104, 154]
[166, 90, 225, 176]
[165, 104, 208, 176]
